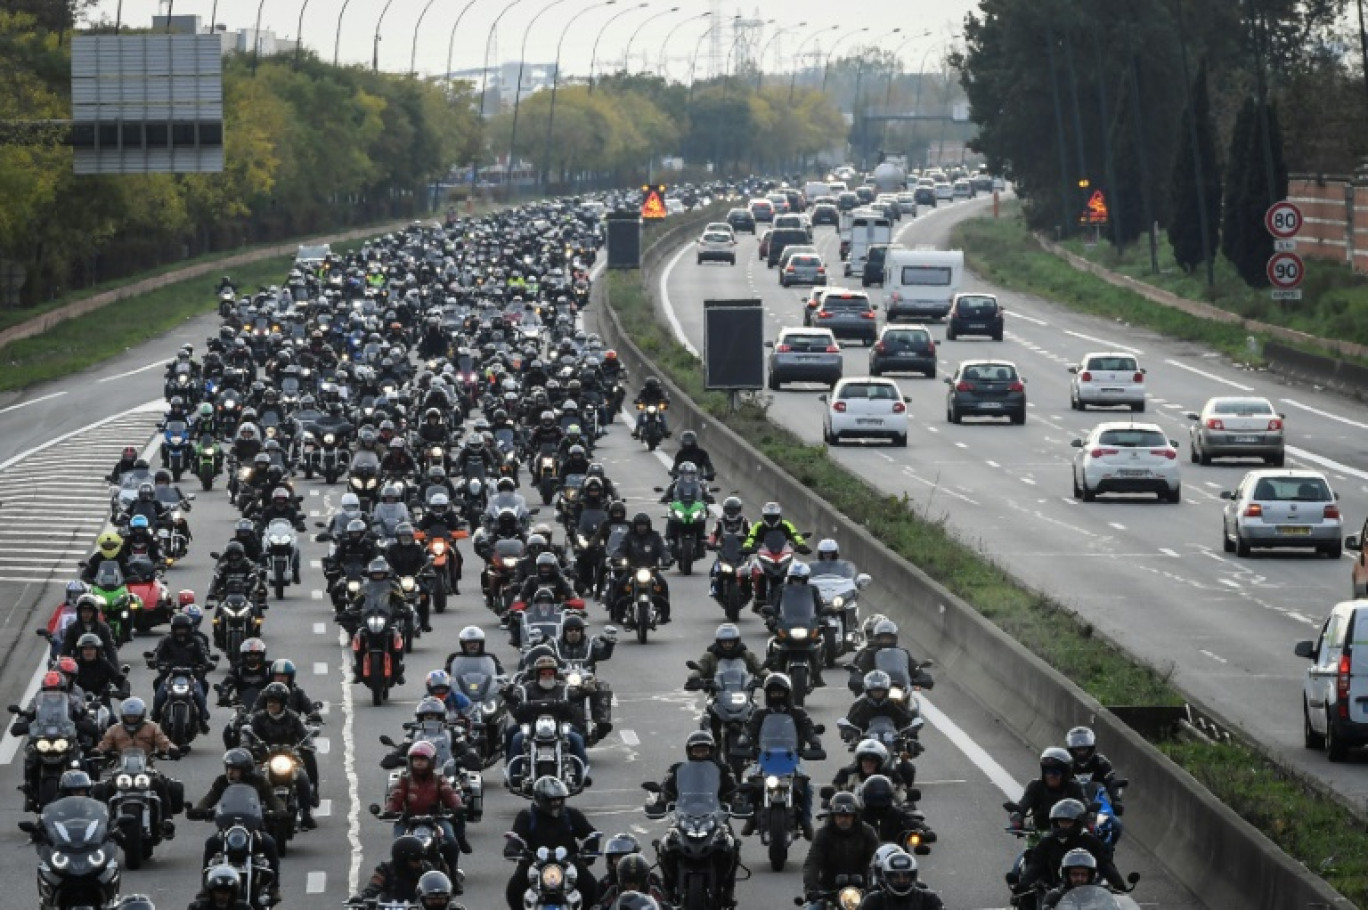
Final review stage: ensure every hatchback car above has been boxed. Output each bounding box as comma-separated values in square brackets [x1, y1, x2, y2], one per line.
[913, 186, 937, 208]
[1185, 396, 1285, 466]
[749, 198, 775, 223]
[896, 193, 918, 216]
[821, 377, 909, 447]
[934, 182, 954, 202]
[862, 244, 891, 289]
[767, 228, 812, 268]
[758, 229, 773, 261]
[1221, 469, 1342, 557]
[811, 203, 840, 226]
[696, 229, 737, 265]
[727, 207, 756, 233]
[810, 290, 879, 345]
[944, 360, 1026, 424]
[767, 194, 791, 215]
[1294, 601, 1368, 760]
[1068, 352, 1146, 412]
[781, 253, 826, 287]
[704, 221, 735, 240]
[766, 327, 843, 390]
[945, 293, 1004, 341]
[837, 191, 861, 212]
[1070, 422, 1181, 503]
[870, 325, 937, 378]
[952, 179, 973, 199]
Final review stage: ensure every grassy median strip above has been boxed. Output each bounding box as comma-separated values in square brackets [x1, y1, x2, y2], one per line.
[0, 256, 290, 393]
[606, 264, 1368, 905]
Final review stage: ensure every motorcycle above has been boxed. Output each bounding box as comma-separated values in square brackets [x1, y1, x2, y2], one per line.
[10, 692, 85, 811]
[846, 649, 935, 715]
[20, 796, 122, 910]
[750, 528, 799, 610]
[416, 525, 462, 615]
[144, 657, 212, 747]
[1079, 775, 1127, 849]
[263, 517, 299, 600]
[370, 804, 462, 881]
[349, 461, 382, 514]
[687, 658, 756, 778]
[503, 831, 601, 910]
[636, 402, 667, 450]
[103, 747, 182, 870]
[124, 555, 172, 633]
[555, 472, 586, 531]
[380, 722, 484, 822]
[343, 595, 405, 706]
[194, 433, 222, 491]
[741, 713, 824, 872]
[801, 874, 866, 910]
[535, 444, 559, 505]
[571, 506, 609, 598]
[809, 564, 871, 668]
[505, 712, 589, 797]
[192, 783, 277, 907]
[494, 427, 521, 483]
[241, 727, 314, 854]
[160, 420, 192, 482]
[710, 533, 752, 622]
[316, 428, 347, 484]
[165, 363, 198, 404]
[659, 477, 709, 575]
[642, 760, 740, 910]
[482, 537, 525, 616]
[212, 586, 264, 661]
[153, 491, 193, 566]
[448, 653, 507, 769]
[764, 585, 824, 707]
[88, 559, 139, 645]
[614, 566, 666, 644]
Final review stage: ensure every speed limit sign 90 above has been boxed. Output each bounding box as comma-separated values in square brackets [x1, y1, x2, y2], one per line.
[1265, 201, 1303, 238]
[1266, 250, 1305, 288]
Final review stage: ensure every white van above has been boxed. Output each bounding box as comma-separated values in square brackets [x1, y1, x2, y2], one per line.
[882, 248, 964, 321]
[844, 209, 893, 278]
[803, 181, 831, 203]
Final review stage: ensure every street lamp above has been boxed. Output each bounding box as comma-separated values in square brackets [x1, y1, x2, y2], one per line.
[507, 0, 570, 188]
[470, 0, 528, 196]
[445, 0, 482, 90]
[373, 0, 397, 72]
[544, 0, 617, 187]
[251, 0, 267, 74]
[789, 24, 837, 102]
[883, 29, 933, 108]
[657, 11, 709, 79]
[821, 26, 868, 93]
[294, 0, 314, 68]
[588, 2, 648, 93]
[334, 0, 353, 65]
[851, 28, 898, 165]
[410, 0, 442, 74]
[687, 18, 734, 103]
[755, 20, 805, 91]
[623, 6, 680, 74]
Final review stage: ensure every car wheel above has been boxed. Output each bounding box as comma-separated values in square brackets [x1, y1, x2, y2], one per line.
[1327, 711, 1349, 762]
[1072, 471, 1083, 500]
[768, 373, 780, 391]
[696, 257, 703, 265]
[1235, 530, 1251, 558]
[1081, 482, 1096, 503]
[1304, 698, 1326, 749]
[1166, 485, 1182, 503]
[992, 330, 1004, 342]
[924, 367, 936, 380]
[1132, 401, 1146, 413]
[893, 434, 908, 448]
[1190, 442, 1200, 464]
[828, 429, 841, 446]
[948, 404, 962, 424]
[1010, 408, 1026, 425]
[870, 365, 882, 377]
[1268, 452, 1285, 467]
[1325, 541, 1344, 559]
[1070, 394, 1081, 411]
[1222, 523, 1235, 553]
[946, 326, 957, 341]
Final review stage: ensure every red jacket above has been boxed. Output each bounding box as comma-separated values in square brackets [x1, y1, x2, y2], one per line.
[384, 769, 462, 816]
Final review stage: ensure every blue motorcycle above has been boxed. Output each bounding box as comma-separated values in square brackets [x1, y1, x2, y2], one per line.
[160, 420, 192, 482]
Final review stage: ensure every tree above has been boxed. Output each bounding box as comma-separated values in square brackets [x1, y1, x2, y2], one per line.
[1167, 59, 1221, 274]
[1222, 95, 1288, 287]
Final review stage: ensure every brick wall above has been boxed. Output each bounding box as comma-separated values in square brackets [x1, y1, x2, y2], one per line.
[1286, 174, 1368, 272]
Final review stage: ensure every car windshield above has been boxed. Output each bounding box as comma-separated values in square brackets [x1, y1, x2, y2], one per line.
[838, 383, 899, 401]
[1085, 356, 1137, 372]
[963, 364, 1017, 382]
[823, 296, 869, 310]
[1212, 398, 1274, 415]
[884, 331, 929, 346]
[792, 256, 821, 267]
[1097, 428, 1167, 447]
[703, 233, 730, 243]
[1250, 476, 1332, 501]
[782, 334, 833, 352]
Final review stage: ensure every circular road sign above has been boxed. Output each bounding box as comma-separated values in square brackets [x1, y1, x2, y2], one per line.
[1265, 201, 1303, 238]
[1266, 250, 1305, 289]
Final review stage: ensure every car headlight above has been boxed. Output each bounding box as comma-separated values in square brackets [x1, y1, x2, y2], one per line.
[116, 774, 133, 789]
[635, 568, 652, 584]
[791, 628, 808, 640]
[366, 615, 386, 633]
[133, 773, 150, 789]
[269, 755, 295, 777]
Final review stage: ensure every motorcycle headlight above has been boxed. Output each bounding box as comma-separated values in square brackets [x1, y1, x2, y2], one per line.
[535, 717, 557, 737]
[502, 557, 519, 568]
[566, 672, 583, 689]
[832, 595, 845, 609]
[889, 686, 905, 702]
[348, 580, 361, 593]
[838, 886, 863, 910]
[170, 436, 184, 445]
[134, 773, 150, 789]
[171, 510, 183, 522]
[481, 700, 498, 715]
[366, 615, 386, 633]
[88, 849, 106, 867]
[366, 478, 377, 489]
[350, 477, 363, 489]
[727, 692, 747, 706]
[265, 426, 277, 438]
[431, 447, 444, 458]
[635, 568, 652, 584]
[400, 576, 416, 592]
[575, 534, 588, 548]
[269, 755, 295, 777]
[791, 628, 808, 641]
[765, 774, 780, 790]
[718, 562, 733, 573]
[671, 507, 685, 518]
[52, 738, 69, 753]
[239, 467, 253, 480]
[116, 774, 133, 789]
[324, 433, 336, 445]
[905, 831, 923, 851]
[50, 851, 69, 869]
[431, 540, 446, 554]
[269, 534, 291, 546]
[540, 864, 565, 890]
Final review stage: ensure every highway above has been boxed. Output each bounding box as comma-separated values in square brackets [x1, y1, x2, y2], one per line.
[0, 243, 1199, 908]
[661, 194, 1368, 806]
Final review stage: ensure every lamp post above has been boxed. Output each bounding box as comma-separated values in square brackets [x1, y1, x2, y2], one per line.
[409, 0, 441, 74]
[755, 21, 804, 91]
[883, 30, 931, 108]
[657, 11, 709, 79]
[373, 0, 397, 72]
[789, 24, 837, 102]
[444, 0, 482, 89]
[588, 2, 648, 93]
[911, 42, 941, 118]
[851, 28, 898, 165]
[687, 20, 723, 103]
[507, 0, 569, 188]
[251, 0, 267, 74]
[821, 26, 868, 93]
[294, 0, 314, 68]
[544, 0, 617, 187]
[623, 6, 679, 74]
[333, 0, 353, 65]
[470, 0, 528, 197]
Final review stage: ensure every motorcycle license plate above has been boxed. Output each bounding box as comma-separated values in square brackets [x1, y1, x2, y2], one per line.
[536, 748, 556, 761]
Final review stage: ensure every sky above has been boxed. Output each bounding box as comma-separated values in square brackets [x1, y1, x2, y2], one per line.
[92, 0, 978, 81]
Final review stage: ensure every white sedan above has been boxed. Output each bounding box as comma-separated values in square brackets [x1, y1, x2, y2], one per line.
[1071, 421, 1181, 503]
[821, 377, 910, 447]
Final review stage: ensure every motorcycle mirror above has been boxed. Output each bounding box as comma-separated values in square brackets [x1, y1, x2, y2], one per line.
[855, 573, 872, 590]
[379, 735, 396, 747]
[652, 487, 663, 493]
[819, 785, 835, 800]
[186, 494, 197, 501]
[17, 821, 36, 834]
[368, 803, 381, 816]
[121, 665, 131, 675]
[793, 899, 805, 906]
[1127, 872, 1141, 885]
[913, 844, 931, 855]
[1002, 801, 1020, 813]
[641, 781, 661, 792]
[907, 788, 922, 802]
[33, 629, 50, 639]
[919, 659, 936, 668]
[812, 724, 826, 735]
[685, 660, 701, 671]
[315, 522, 328, 529]
[6, 704, 19, 714]
[142, 651, 155, 660]
[209, 552, 221, 560]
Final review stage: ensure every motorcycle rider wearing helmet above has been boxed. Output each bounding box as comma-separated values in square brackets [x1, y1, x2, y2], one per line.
[247, 487, 305, 583]
[72, 632, 129, 703]
[188, 864, 255, 910]
[383, 740, 470, 882]
[596, 852, 667, 910]
[833, 738, 917, 797]
[216, 638, 272, 718]
[813, 538, 857, 576]
[1010, 748, 1088, 832]
[632, 376, 670, 438]
[14, 674, 98, 810]
[742, 673, 821, 839]
[742, 502, 810, 603]
[802, 790, 880, 910]
[764, 562, 826, 687]
[94, 698, 180, 806]
[325, 519, 380, 600]
[483, 476, 528, 526]
[107, 445, 141, 484]
[380, 692, 480, 773]
[191, 751, 285, 900]
[856, 773, 926, 844]
[372, 482, 413, 541]
[504, 776, 602, 910]
[412, 870, 463, 910]
[381, 437, 419, 479]
[121, 513, 164, 568]
[416, 494, 464, 594]
[343, 559, 408, 685]
[231, 421, 263, 463]
[557, 613, 616, 739]
[861, 850, 944, 910]
[670, 430, 716, 480]
[513, 552, 578, 614]
[355, 835, 434, 904]
[386, 523, 434, 632]
[847, 619, 935, 691]
[526, 410, 565, 452]
[706, 496, 751, 599]
[686, 623, 767, 737]
[417, 408, 451, 446]
[843, 669, 919, 746]
[1017, 799, 1127, 896]
[1042, 848, 1102, 908]
[651, 731, 740, 906]
[503, 654, 591, 781]
[444, 625, 507, 675]
[1066, 725, 1124, 811]
[60, 594, 120, 664]
[324, 492, 368, 539]
[126, 481, 169, 529]
[208, 541, 265, 604]
[610, 512, 673, 623]
[81, 530, 131, 583]
[228, 517, 264, 563]
[150, 614, 213, 733]
[246, 682, 318, 830]
[557, 441, 592, 480]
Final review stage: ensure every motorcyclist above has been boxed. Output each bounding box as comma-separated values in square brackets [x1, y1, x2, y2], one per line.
[60, 594, 120, 664]
[742, 673, 820, 839]
[387, 522, 434, 632]
[228, 518, 264, 562]
[150, 614, 213, 733]
[596, 853, 667, 910]
[245, 682, 317, 829]
[344, 559, 408, 686]
[653, 732, 740, 905]
[415, 495, 464, 594]
[765, 562, 826, 686]
[444, 624, 507, 675]
[844, 670, 918, 741]
[504, 776, 601, 910]
[558, 442, 592, 479]
[632, 376, 670, 438]
[354, 835, 433, 904]
[1066, 726, 1124, 809]
[381, 437, 419, 479]
[207, 541, 264, 604]
[125, 482, 168, 530]
[743, 502, 810, 604]
[514, 552, 578, 611]
[231, 422, 263, 463]
[686, 623, 766, 738]
[526, 410, 565, 453]
[860, 850, 944, 910]
[557, 612, 614, 669]
[801, 791, 879, 910]
[1017, 799, 1128, 896]
[847, 620, 934, 690]
[191, 750, 284, 901]
[80, 530, 130, 583]
[413, 870, 463, 910]
[1042, 848, 1103, 909]
[372, 482, 414, 541]
[708, 496, 750, 549]
[670, 430, 715, 479]
[484, 476, 528, 524]
[857, 773, 924, 844]
[72, 632, 129, 703]
[832, 738, 918, 797]
[93, 698, 180, 812]
[187, 864, 254, 910]
[13, 673, 98, 810]
[610, 512, 673, 623]
[107, 445, 141, 483]
[379, 693, 480, 773]
[1010, 748, 1088, 833]
[248, 487, 305, 583]
[326, 519, 379, 601]
[382, 740, 469, 882]
[503, 655, 590, 787]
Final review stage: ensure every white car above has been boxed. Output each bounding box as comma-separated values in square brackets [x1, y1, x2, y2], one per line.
[703, 221, 736, 241]
[821, 377, 910, 447]
[1071, 422, 1181, 503]
[934, 182, 954, 201]
[1068, 352, 1147, 412]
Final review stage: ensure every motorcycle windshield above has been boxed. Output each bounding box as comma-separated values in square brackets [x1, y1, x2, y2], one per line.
[674, 478, 703, 505]
[760, 529, 791, 555]
[164, 420, 188, 440]
[494, 429, 516, 450]
[125, 555, 156, 582]
[714, 659, 752, 692]
[777, 587, 817, 627]
[117, 748, 150, 774]
[675, 761, 723, 816]
[718, 534, 745, 564]
[154, 487, 181, 505]
[93, 560, 124, 590]
[1055, 886, 1123, 910]
[449, 655, 498, 701]
[33, 691, 76, 736]
[214, 783, 264, 831]
[873, 649, 913, 688]
[281, 378, 300, 396]
[415, 727, 454, 765]
[493, 538, 525, 560]
[810, 562, 856, 581]
[350, 451, 380, 471]
[562, 474, 586, 492]
[577, 509, 607, 537]
[605, 525, 629, 555]
[757, 714, 800, 775]
[266, 518, 295, 538]
[41, 797, 110, 848]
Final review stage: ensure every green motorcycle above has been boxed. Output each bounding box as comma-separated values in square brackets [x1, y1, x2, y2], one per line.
[89, 559, 142, 645]
[194, 433, 222, 491]
[661, 477, 711, 576]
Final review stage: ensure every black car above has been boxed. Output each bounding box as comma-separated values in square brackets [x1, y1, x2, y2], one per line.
[766, 228, 811, 268]
[855, 185, 876, 204]
[944, 359, 1027, 424]
[727, 207, 756, 233]
[913, 186, 937, 208]
[945, 293, 1004, 341]
[810, 203, 840, 227]
[863, 244, 891, 288]
[870, 326, 937, 378]
[837, 192, 861, 212]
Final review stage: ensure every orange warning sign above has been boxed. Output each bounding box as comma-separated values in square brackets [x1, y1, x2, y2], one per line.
[1078, 189, 1109, 225]
[641, 184, 667, 220]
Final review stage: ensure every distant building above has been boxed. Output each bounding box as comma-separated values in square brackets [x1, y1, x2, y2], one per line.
[150, 15, 297, 58]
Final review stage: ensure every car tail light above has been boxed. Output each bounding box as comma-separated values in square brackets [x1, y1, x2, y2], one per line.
[1325, 504, 1342, 520]
[1080, 371, 1092, 381]
[1243, 503, 1263, 518]
[1150, 448, 1177, 460]
[874, 342, 886, 353]
[817, 310, 831, 318]
[826, 345, 840, 353]
[1008, 381, 1024, 392]
[775, 344, 791, 353]
[786, 266, 795, 272]
[833, 402, 847, 412]
[1268, 418, 1283, 430]
[926, 340, 936, 354]
[1206, 418, 1224, 430]
[860, 311, 877, 319]
[892, 402, 906, 414]
[817, 267, 826, 273]
[1090, 447, 1119, 458]
[1133, 372, 1145, 382]
[955, 381, 974, 392]
[1338, 652, 1352, 719]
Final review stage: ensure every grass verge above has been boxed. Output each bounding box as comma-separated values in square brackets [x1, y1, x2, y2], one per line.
[0, 256, 290, 393]
[604, 263, 1368, 905]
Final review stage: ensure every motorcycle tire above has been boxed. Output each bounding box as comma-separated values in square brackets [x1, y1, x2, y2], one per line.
[304, 465, 315, 480]
[684, 871, 709, 910]
[324, 468, 338, 485]
[647, 435, 660, 452]
[790, 664, 809, 708]
[371, 678, 385, 707]
[767, 805, 789, 871]
[199, 472, 214, 491]
[679, 538, 694, 576]
[274, 573, 286, 602]
[171, 466, 183, 483]
[433, 588, 447, 614]
[724, 585, 741, 623]
[124, 819, 145, 870]
[636, 601, 650, 644]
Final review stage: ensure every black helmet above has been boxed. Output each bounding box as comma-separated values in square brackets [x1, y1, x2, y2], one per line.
[1040, 746, 1072, 778]
[1058, 847, 1099, 884]
[171, 613, 193, 633]
[224, 748, 254, 774]
[616, 854, 651, 890]
[631, 511, 651, 532]
[224, 540, 245, 560]
[1066, 726, 1096, 764]
[685, 730, 715, 761]
[392, 834, 426, 864]
[608, 500, 627, 521]
[261, 682, 291, 709]
[416, 869, 453, 906]
[605, 832, 640, 860]
[58, 769, 93, 797]
[645, 376, 661, 390]
[614, 892, 660, 910]
[763, 673, 793, 707]
[859, 774, 895, 810]
[722, 496, 743, 519]
[205, 864, 241, 896]
[1049, 797, 1087, 838]
[533, 775, 570, 816]
[679, 429, 697, 447]
[829, 790, 860, 817]
[114, 896, 157, 910]
[367, 557, 391, 581]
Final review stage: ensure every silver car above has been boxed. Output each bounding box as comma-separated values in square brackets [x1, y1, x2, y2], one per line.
[766, 327, 843, 390]
[1221, 469, 1342, 557]
[1185, 396, 1285, 466]
[780, 252, 827, 287]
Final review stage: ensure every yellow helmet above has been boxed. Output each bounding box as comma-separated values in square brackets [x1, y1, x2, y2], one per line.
[97, 532, 123, 558]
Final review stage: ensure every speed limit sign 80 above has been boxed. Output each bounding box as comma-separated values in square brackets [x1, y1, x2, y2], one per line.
[1266, 250, 1304, 289]
[1265, 201, 1303, 238]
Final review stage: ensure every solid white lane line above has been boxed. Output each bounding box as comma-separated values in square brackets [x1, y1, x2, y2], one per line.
[0, 391, 68, 415]
[1280, 398, 1368, 431]
[1162, 359, 1254, 391]
[341, 658, 363, 894]
[658, 244, 701, 357]
[0, 659, 53, 764]
[919, 696, 1021, 798]
[1286, 446, 1368, 483]
[97, 361, 164, 383]
[1063, 331, 1142, 355]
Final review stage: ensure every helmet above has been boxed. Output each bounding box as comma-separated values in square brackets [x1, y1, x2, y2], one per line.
[170, 613, 194, 633]
[425, 669, 452, 695]
[241, 638, 267, 663]
[261, 682, 290, 709]
[859, 774, 895, 810]
[608, 500, 627, 521]
[224, 540, 246, 560]
[760, 502, 782, 528]
[129, 514, 150, 531]
[392, 834, 426, 864]
[56, 656, 77, 679]
[58, 769, 92, 797]
[76, 632, 102, 652]
[1040, 747, 1072, 777]
[685, 730, 715, 760]
[183, 603, 204, 627]
[762, 673, 792, 708]
[271, 486, 290, 504]
[205, 864, 242, 896]
[714, 623, 741, 654]
[1066, 726, 1097, 763]
[341, 493, 361, 511]
[76, 593, 101, 615]
[270, 659, 297, 683]
[616, 854, 651, 890]
[679, 429, 697, 447]
[525, 534, 548, 556]
[1059, 847, 1099, 883]
[533, 775, 570, 816]
[562, 613, 586, 639]
[367, 557, 391, 580]
[862, 670, 891, 701]
[41, 671, 64, 691]
[829, 790, 860, 817]
[346, 518, 367, 539]
[872, 619, 898, 648]
[722, 496, 743, 519]
[614, 892, 660, 910]
[224, 748, 255, 774]
[631, 511, 651, 531]
[532, 586, 556, 606]
[137, 482, 155, 501]
[396, 522, 415, 543]
[855, 739, 890, 769]
[676, 460, 696, 476]
[64, 580, 86, 605]
[416, 696, 446, 721]
[1049, 798, 1088, 838]
[97, 532, 122, 557]
[415, 870, 453, 906]
[816, 538, 839, 560]
[787, 561, 811, 582]
[605, 831, 640, 860]
[881, 850, 919, 896]
[533, 654, 559, 689]
[408, 740, 438, 767]
[121, 697, 148, 729]
[459, 625, 485, 653]
[645, 376, 661, 390]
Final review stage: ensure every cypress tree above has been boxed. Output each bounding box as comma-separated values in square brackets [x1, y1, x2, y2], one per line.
[1167, 60, 1221, 273]
[1223, 96, 1289, 287]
